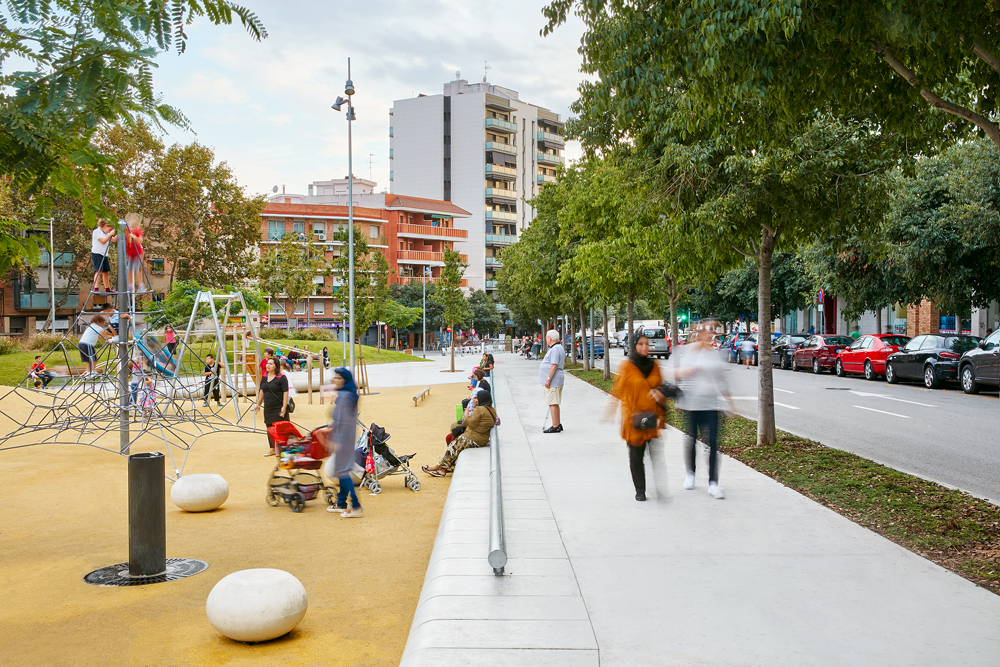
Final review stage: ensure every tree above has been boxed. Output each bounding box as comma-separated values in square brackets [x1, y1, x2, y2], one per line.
[384, 299, 422, 348]
[142, 278, 267, 330]
[390, 281, 444, 334]
[0, 0, 266, 271]
[544, 0, 991, 152]
[256, 233, 331, 326]
[466, 289, 503, 338]
[436, 247, 470, 372]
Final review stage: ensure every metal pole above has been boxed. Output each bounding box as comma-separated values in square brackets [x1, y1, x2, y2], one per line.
[347, 57, 356, 377]
[48, 217, 55, 333]
[589, 307, 594, 368]
[128, 451, 166, 577]
[118, 228, 129, 454]
[422, 267, 427, 359]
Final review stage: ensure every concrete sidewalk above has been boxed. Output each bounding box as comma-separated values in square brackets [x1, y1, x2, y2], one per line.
[403, 353, 1000, 666]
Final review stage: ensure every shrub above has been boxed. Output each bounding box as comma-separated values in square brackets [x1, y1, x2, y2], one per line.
[25, 333, 70, 351]
[0, 336, 23, 355]
[258, 327, 285, 341]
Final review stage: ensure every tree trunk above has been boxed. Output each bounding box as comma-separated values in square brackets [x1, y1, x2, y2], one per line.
[757, 226, 778, 447]
[568, 311, 577, 367]
[579, 303, 590, 372]
[627, 296, 635, 353]
[779, 301, 785, 334]
[875, 308, 882, 335]
[602, 304, 611, 380]
[667, 277, 679, 350]
[450, 320, 455, 372]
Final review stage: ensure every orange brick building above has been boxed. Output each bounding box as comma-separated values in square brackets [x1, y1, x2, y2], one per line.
[260, 180, 469, 328]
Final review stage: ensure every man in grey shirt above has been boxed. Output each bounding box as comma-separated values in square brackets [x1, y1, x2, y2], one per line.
[539, 329, 565, 433]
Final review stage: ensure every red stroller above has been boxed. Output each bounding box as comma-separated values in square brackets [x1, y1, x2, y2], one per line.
[266, 422, 334, 512]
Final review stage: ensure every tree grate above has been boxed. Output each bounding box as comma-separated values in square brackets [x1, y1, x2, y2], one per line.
[84, 558, 208, 587]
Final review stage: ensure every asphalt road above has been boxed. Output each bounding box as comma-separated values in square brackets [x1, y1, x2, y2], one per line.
[607, 346, 1000, 504]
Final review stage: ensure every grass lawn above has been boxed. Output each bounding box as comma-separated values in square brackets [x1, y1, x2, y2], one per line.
[569, 366, 1000, 596]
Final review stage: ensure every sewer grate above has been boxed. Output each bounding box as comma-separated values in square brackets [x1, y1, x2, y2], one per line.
[84, 558, 208, 587]
[825, 387, 851, 390]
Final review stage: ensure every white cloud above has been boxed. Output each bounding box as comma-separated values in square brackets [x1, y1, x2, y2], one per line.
[153, 1, 587, 196]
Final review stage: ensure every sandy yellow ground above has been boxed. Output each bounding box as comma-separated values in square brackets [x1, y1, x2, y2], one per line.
[0, 382, 468, 667]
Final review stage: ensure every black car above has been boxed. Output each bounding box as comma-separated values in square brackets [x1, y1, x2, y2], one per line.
[771, 333, 809, 370]
[885, 334, 982, 389]
[958, 330, 1000, 394]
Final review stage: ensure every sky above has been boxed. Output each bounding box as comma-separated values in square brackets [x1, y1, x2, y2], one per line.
[152, 0, 588, 198]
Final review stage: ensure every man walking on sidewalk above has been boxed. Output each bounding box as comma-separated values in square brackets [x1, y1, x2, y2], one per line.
[540, 329, 565, 433]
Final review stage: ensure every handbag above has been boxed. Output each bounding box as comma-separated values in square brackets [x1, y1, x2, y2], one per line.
[450, 423, 466, 439]
[632, 412, 658, 430]
[286, 397, 296, 414]
[655, 382, 682, 402]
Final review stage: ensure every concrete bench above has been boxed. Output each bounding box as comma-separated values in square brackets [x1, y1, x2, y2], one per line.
[412, 386, 431, 407]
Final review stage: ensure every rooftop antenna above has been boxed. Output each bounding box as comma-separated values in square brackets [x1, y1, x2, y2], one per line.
[483, 61, 490, 83]
[368, 153, 375, 181]
[282, 184, 286, 194]
[271, 185, 278, 194]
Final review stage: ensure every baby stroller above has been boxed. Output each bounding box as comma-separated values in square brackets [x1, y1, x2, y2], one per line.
[266, 421, 335, 512]
[354, 420, 420, 494]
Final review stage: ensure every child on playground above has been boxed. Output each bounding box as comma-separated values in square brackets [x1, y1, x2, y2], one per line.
[259, 347, 275, 379]
[123, 213, 144, 299]
[203, 354, 221, 407]
[79, 314, 108, 376]
[90, 219, 116, 293]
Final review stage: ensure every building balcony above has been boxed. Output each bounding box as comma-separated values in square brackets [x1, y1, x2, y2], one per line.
[18, 292, 80, 310]
[486, 233, 517, 246]
[485, 118, 517, 133]
[485, 257, 503, 267]
[486, 142, 516, 156]
[398, 275, 469, 288]
[485, 188, 517, 205]
[537, 152, 564, 166]
[397, 250, 468, 265]
[485, 210, 516, 222]
[496, 303, 508, 311]
[537, 131, 565, 147]
[485, 280, 498, 289]
[38, 252, 75, 268]
[536, 174, 557, 184]
[486, 164, 517, 181]
[397, 223, 468, 241]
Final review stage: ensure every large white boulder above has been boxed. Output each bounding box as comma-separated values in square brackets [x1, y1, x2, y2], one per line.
[206, 569, 308, 642]
[171, 473, 229, 512]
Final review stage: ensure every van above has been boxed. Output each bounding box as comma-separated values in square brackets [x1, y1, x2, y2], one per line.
[636, 326, 671, 359]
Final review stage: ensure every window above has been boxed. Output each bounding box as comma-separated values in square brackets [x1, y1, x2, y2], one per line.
[313, 301, 325, 315]
[269, 302, 284, 315]
[150, 258, 165, 274]
[903, 336, 924, 351]
[293, 221, 305, 236]
[370, 225, 379, 238]
[389, 149, 394, 158]
[313, 221, 325, 236]
[312, 275, 325, 284]
[293, 301, 306, 315]
[984, 331, 1000, 349]
[919, 336, 940, 350]
[268, 220, 284, 240]
[389, 171, 394, 181]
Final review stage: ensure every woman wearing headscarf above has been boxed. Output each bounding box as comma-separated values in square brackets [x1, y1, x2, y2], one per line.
[326, 367, 363, 517]
[611, 332, 669, 501]
[422, 388, 496, 477]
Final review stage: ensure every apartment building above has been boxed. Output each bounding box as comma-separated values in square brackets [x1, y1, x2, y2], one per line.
[389, 76, 565, 295]
[261, 178, 470, 327]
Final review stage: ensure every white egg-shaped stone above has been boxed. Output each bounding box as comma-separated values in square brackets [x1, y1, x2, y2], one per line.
[206, 569, 308, 642]
[171, 473, 229, 512]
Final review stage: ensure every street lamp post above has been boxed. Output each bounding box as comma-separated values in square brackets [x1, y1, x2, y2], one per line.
[422, 266, 429, 359]
[332, 59, 357, 375]
[48, 216, 55, 334]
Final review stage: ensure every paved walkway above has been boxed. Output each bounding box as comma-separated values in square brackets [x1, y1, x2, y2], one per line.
[401, 353, 1000, 666]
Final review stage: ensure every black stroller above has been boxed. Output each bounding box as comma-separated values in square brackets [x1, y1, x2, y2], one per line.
[354, 420, 421, 494]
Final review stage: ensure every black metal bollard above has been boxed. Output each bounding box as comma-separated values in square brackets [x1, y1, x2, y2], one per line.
[128, 452, 166, 577]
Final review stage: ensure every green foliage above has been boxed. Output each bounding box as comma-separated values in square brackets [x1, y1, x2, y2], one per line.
[436, 247, 470, 332]
[384, 299, 421, 331]
[332, 224, 391, 337]
[256, 233, 332, 321]
[389, 281, 443, 333]
[0, 335, 24, 355]
[466, 289, 503, 336]
[143, 278, 266, 329]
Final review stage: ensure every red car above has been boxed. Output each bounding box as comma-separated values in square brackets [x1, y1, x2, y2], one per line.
[836, 334, 911, 380]
[792, 334, 854, 373]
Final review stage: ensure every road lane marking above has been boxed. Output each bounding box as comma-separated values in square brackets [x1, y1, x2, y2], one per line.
[775, 401, 801, 410]
[730, 396, 800, 409]
[854, 405, 910, 418]
[774, 388, 794, 394]
[848, 390, 935, 408]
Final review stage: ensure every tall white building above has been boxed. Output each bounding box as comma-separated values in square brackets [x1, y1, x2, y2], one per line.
[389, 76, 565, 294]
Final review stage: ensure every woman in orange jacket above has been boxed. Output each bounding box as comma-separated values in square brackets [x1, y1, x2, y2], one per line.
[612, 333, 669, 501]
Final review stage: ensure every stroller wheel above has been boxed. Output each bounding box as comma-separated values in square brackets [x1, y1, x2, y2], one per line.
[369, 481, 382, 495]
[407, 477, 421, 492]
[289, 492, 305, 512]
[324, 492, 335, 505]
[265, 492, 279, 507]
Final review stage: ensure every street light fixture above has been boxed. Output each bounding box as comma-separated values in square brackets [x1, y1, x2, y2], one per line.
[422, 266, 430, 359]
[331, 58, 357, 375]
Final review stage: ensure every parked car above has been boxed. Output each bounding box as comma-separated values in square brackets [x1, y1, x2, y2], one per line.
[613, 330, 627, 347]
[576, 335, 606, 359]
[771, 333, 810, 369]
[739, 332, 783, 366]
[958, 329, 1000, 394]
[721, 332, 751, 363]
[712, 334, 727, 349]
[792, 334, 854, 373]
[835, 334, 910, 380]
[885, 334, 981, 388]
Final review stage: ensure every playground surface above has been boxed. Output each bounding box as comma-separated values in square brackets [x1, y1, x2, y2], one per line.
[0, 380, 467, 667]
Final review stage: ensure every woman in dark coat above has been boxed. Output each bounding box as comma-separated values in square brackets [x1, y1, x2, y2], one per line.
[254, 357, 289, 456]
[326, 367, 362, 518]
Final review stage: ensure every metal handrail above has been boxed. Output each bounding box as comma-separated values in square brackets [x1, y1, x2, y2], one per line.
[487, 366, 506, 574]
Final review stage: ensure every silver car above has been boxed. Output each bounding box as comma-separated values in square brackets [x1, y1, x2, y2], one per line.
[636, 326, 671, 358]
